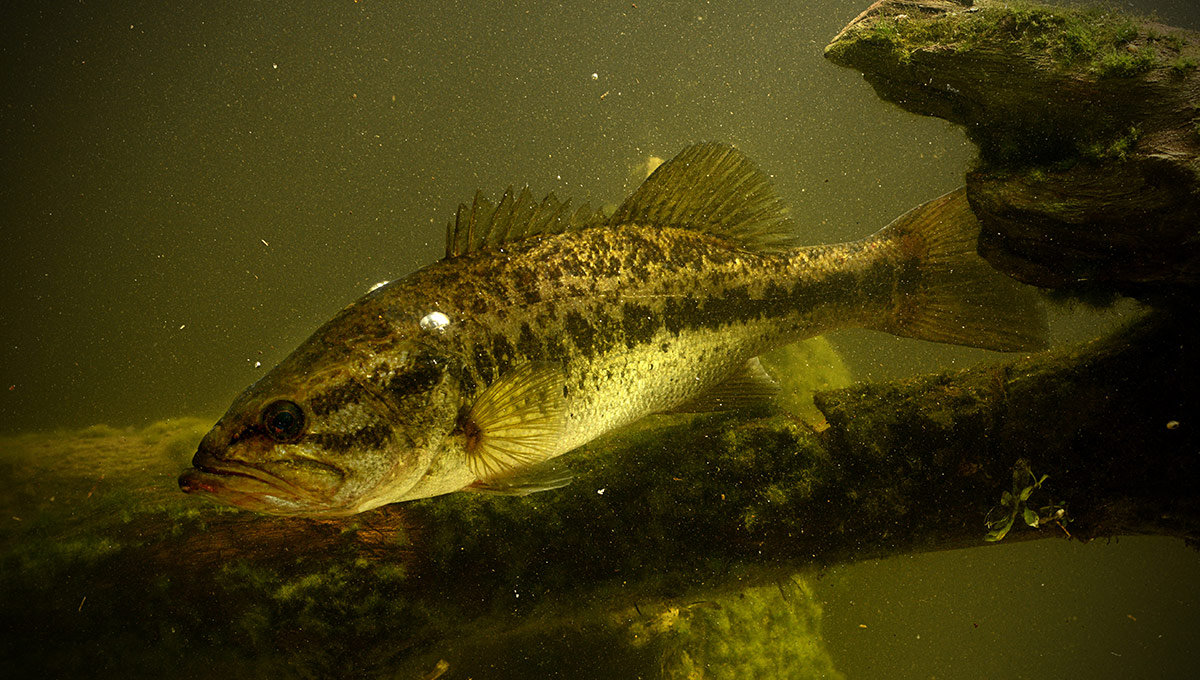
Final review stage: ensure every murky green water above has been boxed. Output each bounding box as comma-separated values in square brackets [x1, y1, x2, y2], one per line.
[3, 1, 1198, 678]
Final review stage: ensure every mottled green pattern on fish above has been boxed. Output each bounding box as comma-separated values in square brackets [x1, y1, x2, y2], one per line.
[179, 143, 1047, 517]
[365, 226, 878, 439]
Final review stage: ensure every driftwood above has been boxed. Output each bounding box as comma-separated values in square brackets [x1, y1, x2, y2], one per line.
[2, 313, 1197, 677]
[826, 0, 1200, 301]
[3, 2, 1199, 677]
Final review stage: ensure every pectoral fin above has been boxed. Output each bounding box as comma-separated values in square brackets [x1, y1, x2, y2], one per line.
[665, 358, 779, 413]
[461, 362, 568, 481]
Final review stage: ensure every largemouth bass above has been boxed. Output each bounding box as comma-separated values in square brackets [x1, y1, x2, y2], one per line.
[179, 143, 1046, 517]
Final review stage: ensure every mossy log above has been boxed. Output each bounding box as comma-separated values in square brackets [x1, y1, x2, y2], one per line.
[825, 0, 1200, 300]
[3, 316, 1197, 677]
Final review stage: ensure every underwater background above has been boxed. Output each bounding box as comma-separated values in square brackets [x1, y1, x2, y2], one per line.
[3, 0, 1200, 678]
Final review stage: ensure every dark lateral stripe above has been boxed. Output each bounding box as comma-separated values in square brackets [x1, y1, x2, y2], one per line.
[461, 266, 886, 389]
[307, 422, 393, 451]
[449, 235, 897, 390]
[309, 380, 367, 417]
[516, 322, 541, 358]
[621, 302, 656, 349]
[561, 263, 886, 365]
[384, 356, 443, 398]
[564, 310, 595, 359]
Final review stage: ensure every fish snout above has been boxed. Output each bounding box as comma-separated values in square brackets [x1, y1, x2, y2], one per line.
[178, 439, 264, 495]
[189, 442, 222, 471]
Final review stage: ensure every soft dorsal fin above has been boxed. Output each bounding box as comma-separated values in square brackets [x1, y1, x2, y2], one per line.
[444, 187, 608, 259]
[608, 143, 798, 251]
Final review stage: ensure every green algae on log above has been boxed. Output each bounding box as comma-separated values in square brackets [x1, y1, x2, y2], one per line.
[825, 0, 1200, 300]
[3, 322, 1198, 677]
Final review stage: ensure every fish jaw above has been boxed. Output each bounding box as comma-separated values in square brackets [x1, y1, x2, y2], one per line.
[179, 443, 349, 516]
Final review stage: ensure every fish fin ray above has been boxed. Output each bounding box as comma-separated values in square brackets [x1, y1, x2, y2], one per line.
[444, 188, 607, 259]
[665, 358, 780, 413]
[609, 142, 799, 252]
[463, 362, 568, 480]
[867, 188, 1049, 352]
[464, 460, 574, 496]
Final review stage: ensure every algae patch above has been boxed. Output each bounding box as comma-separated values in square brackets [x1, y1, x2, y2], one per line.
[838, 0, 1192, 78]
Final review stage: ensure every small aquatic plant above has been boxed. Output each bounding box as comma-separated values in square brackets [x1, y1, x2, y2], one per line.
[984, 458, 1068, 542]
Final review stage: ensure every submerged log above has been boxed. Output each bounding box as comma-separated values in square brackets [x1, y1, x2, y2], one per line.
[2, 318, 1197, 677]
[825, 0, 1200, 300]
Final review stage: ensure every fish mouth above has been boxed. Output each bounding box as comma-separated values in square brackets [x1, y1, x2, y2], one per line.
[178, 462, 274, 494]
[179, 449, 345, 514]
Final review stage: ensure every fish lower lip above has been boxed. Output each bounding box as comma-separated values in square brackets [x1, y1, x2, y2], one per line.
[179, 458, 344, 500]
[178, 464, 273, 496]
[196, 464, 260, 480]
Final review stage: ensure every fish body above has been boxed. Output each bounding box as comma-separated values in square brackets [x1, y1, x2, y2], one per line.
[180, 144, 1046, 517]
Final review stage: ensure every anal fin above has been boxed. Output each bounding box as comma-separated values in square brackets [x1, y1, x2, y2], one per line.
[665, 358, 780, 414]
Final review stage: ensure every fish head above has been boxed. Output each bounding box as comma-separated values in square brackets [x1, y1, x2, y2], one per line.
[179, 340, 464, 517]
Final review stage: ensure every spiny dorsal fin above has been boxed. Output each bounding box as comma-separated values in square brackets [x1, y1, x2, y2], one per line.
[444, 187, 607, 259]
[462, 361, 568, 481]
[609, 142, 798, 252]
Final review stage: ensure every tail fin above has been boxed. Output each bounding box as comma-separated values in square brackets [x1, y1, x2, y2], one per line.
[867, 188, 1048, 352]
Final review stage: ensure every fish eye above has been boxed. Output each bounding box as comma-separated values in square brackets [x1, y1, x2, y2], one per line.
[262, 400, 305, 441]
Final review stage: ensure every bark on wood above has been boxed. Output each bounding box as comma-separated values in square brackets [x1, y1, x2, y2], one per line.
[2, 313, 1196, 677]
[825, 0, 1200, 300]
